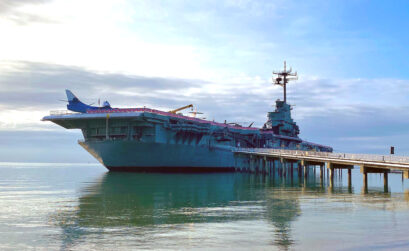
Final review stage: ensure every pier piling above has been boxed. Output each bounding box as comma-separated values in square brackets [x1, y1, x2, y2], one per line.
[362, 167, 368, 193]
[384, 172, 388, 192]
[403, 170, 409, 179]
[290, 162, 294, 180]
[298, 162, 302, 178]
[273, 159, 276, 176]
[328, 163, 334, 188]
[303, 164, 308, 178]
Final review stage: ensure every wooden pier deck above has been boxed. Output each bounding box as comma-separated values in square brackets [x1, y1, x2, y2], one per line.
[233, 148, 409, 192]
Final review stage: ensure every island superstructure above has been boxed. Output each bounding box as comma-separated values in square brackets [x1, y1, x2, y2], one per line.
[42, 62, 332, 171]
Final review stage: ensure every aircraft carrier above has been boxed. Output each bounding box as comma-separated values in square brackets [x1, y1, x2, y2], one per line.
[42, 62, 332, 171]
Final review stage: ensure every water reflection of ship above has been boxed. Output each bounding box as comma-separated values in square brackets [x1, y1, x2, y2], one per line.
[77, 173, 261, 226]
[75, 173, 302, 226]
[54, 172, 409, 250]
[56, 172, 304, 249]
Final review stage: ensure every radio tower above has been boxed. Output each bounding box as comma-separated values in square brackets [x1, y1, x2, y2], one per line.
[273, 61, 298, 103]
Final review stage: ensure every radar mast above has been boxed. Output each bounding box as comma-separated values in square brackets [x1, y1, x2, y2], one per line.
[273, 61, 298, 103]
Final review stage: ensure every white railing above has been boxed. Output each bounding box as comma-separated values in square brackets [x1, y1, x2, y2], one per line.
[236, 148, 409, 165]
[49, 110, 80, 116]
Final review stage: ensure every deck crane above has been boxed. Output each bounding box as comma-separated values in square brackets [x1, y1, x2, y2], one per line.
[169, 104, 194, 114]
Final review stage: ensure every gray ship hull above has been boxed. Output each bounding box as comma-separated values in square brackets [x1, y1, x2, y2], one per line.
[79, 140, 236, 172]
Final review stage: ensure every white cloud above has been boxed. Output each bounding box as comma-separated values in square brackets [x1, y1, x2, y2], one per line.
[0, 0, 212, 79]
[0, 109, 49, 131]
[0, 0, 314, 82]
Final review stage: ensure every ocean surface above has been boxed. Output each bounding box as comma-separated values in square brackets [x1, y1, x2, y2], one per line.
[1, 162, 409, 250]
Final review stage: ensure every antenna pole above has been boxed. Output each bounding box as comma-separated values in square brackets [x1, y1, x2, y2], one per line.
[272, 61, 297, 104]
[283, 61, 286, 102]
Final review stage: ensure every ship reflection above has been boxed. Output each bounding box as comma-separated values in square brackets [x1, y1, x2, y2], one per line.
[54, 171, 408, 250]
[76, 173, 263, 226]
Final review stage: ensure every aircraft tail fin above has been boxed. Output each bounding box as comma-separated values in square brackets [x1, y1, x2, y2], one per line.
[65, 89, 78, 102]
[65, 89, 92, 113]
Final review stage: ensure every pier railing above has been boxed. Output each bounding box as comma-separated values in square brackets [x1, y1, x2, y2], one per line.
[236, 148, 409, 165]
[49, 110, 80, 116]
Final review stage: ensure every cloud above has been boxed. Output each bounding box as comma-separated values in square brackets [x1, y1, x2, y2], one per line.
[298, 105, 409, 154]
[0, 0, 55, 25]
[0, 0, 49, 13]
[0, 61, 203, 109]
[1, 0, 406, 85]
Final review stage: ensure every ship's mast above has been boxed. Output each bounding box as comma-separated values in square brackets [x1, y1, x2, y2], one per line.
[273, 61, 298, 103]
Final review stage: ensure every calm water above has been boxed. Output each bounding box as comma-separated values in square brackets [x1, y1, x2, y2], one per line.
[1, 163, 409, 250]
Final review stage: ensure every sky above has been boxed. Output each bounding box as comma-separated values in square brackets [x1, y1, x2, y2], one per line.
[1, 0, 409, 162]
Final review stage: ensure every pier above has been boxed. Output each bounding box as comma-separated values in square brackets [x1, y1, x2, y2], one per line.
[233, 148, 409, 192]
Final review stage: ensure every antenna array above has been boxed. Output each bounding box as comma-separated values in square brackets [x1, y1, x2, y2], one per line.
[272, 61, 298, 103]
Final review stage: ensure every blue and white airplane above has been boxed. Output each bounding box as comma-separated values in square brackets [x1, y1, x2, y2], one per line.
[66, 90, 111, 113]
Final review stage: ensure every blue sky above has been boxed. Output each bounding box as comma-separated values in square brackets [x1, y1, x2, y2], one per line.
[0, 0, 409, 162]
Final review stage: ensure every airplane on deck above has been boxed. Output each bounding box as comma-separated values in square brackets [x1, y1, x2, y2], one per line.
[65, 89, 112, 113]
